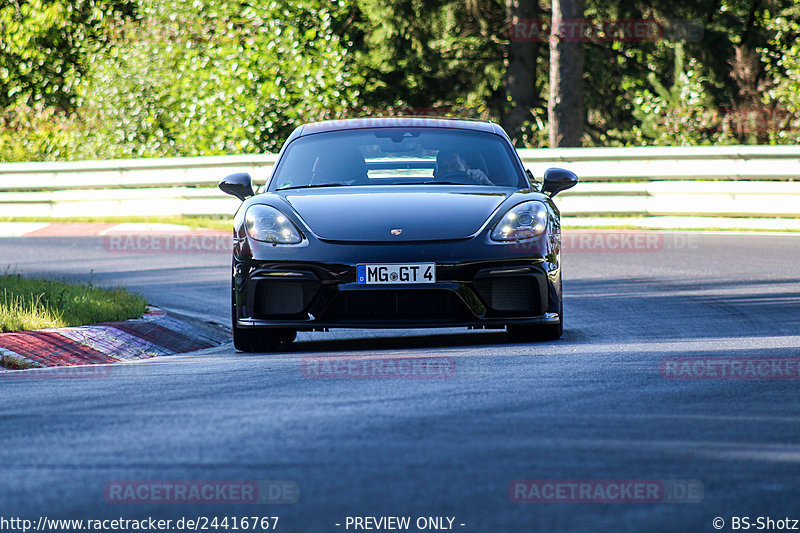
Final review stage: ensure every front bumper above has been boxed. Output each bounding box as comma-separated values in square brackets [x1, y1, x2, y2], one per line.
[233, 257, 561, 331]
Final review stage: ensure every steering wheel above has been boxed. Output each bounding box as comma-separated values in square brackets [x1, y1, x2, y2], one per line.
[440, 170, 471, 183]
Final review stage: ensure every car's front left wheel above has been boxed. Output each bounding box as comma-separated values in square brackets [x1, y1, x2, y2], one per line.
[233, 323, 296, 352]
[232, 284, 296, 352]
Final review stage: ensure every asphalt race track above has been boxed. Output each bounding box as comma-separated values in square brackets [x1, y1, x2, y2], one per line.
[1, 231, 799, 532]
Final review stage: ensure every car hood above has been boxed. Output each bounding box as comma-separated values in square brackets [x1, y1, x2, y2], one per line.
[280, 186, 514, 242]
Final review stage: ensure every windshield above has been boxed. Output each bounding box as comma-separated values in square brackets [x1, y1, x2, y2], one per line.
[266, 128, 527, 191]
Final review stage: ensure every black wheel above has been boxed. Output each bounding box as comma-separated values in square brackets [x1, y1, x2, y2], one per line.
[232, 279, 296, 352]
[507, 320, 561, 342]
[507, 281, 563, 342]
[233, 325, 296, 352]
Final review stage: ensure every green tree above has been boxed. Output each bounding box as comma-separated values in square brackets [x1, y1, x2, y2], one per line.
[548, 0, 584, 146]
[504, 0, 545, 146]
[0, 0, 136, 160]
[75, 0, 359, 158]
[761, 1, 800, 144]
[4, 0, 800, 162]
[0, 0, 135, 110]
[630, 43, 734, 145]
[350, 1, 507, 118]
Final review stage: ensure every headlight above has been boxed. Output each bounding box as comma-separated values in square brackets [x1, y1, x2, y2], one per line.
[245, 205, 302, 244]
[491, 201, 548, 241]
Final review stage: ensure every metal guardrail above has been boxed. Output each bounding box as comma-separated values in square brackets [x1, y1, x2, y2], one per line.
[520, 146, 800, 181]
[1, 146, 798, 218]
[0, 154, 278, 191]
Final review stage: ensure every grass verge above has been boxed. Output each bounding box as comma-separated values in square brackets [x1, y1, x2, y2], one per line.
[0, 355, 41, 370]
[0, 274, 148, 333]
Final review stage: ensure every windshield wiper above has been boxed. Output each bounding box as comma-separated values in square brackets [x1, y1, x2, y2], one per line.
[276, 183, 352, 191]
[392, 181, 470, 185]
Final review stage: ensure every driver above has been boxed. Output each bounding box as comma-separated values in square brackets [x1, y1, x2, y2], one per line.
[435, 150, 493, 185]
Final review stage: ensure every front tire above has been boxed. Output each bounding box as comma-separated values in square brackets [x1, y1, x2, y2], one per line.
[232, 280, 296, 352]
[507, 281, 563, 342]
[507, 319, 562, 342]
[233, 325, 296, 352]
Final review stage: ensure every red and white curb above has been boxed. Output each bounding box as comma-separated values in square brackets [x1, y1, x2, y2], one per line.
[0, 307, 229, 370]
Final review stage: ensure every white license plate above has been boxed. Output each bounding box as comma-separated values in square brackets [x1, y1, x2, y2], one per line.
[357, 263, 436, 284]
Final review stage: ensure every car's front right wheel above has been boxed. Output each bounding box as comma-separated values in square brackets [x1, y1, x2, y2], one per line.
[506, 282, 563, 342]
[506, 319, 562, 342]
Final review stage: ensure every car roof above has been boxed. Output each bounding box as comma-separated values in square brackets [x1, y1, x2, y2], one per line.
[288, 117, 506, 142]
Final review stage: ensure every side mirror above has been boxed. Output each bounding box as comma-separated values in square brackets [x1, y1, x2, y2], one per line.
[541, 168, 578, 197]
[219, 172, 255, 201]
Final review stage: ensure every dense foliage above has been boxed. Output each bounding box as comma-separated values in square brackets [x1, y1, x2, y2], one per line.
[1, 0, 798, 160]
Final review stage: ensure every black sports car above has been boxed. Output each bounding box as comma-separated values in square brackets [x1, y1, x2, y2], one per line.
[220, 117, 577, 351]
